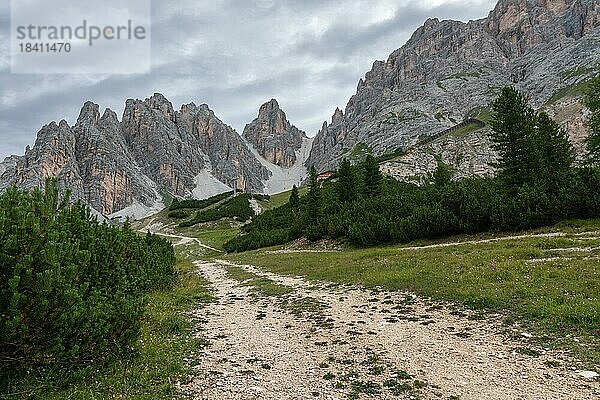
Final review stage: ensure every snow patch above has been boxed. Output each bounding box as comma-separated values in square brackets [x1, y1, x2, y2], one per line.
[108, 199, 165, 221]
[88, 207, 107, 223]
[192, 169, 232, 199]
[246, 137, 313, 194]
[100, 168, 230, 221]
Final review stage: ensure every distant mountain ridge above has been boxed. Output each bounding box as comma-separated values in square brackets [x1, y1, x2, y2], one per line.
[1, 0, 599, 218]
[0, 96, 309, 218]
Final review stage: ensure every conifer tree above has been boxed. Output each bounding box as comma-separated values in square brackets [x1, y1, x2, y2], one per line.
[336, 158, 356, 203]
[362, 154, 382, 197]
[534, 111, 574, 191]
[433, 159, 453, 187]
[490, 87, 537, 187]
[307, 166, 321, 221]
[289, 184, 300, 209]
[585, 76, 600, 164]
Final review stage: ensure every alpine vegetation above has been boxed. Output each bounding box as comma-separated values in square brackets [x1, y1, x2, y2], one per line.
[225, 87, 600, 252]
[0, 180, 175, 377]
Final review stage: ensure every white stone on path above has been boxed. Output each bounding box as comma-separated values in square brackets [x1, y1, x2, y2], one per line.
[576, 370, 599, 379]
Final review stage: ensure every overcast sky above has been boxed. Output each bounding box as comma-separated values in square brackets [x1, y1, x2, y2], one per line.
[0, 0, 497, 160]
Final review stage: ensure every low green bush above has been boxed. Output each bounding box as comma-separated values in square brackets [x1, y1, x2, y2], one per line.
[179, 194, 254, 227]
[169, 191, 233, 210]
[224, 168, 600, 252]
[0, 180, 175, 375]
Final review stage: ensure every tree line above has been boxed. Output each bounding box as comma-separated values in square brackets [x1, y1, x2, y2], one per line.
[225, 81, 600, 252]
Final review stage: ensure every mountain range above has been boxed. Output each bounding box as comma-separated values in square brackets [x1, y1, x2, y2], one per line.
[1, 0, 599, 219]
[0, 96, 308, 218]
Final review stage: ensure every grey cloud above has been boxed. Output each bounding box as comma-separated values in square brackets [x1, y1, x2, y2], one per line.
[0, 0, 496, 160]
[290, 1, 496, 60]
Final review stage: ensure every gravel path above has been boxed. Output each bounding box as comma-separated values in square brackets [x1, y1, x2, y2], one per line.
[145, 231, 222, 252]
[396, 232, 567, 251]
[178, 260, 599, 400]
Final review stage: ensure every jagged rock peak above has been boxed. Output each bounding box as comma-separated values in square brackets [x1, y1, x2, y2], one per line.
[77, 101, 100, 126]
[258, 98, 281, 115]
[179, 102, 198, 114]
[100, 108, 119, 124]
[332, 108, 344, 124]
[255, 98, 291, 134]
[306, 0, 600, 172]
[147, 92, 172, 107]
[198, 103, 211, 112]
[243, 99, 306, 168]
[423, 17, 440, 29]
[180, 102, 214, 118]
[143, 92, 176, 120]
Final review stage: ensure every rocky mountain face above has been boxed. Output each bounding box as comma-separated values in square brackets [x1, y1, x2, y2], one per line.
[2, 0, 598, 217]
[0, 106, 158, 215]
[0, 95, 307, 218]
[307, 0, 600, 174]
[121, 94, 270, 199]
[243, 99, 307, 168]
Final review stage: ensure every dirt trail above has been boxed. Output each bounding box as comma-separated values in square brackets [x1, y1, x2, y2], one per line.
[396, 232, 567, 251]
[135, 217, 222, 252]
[178, 260, 599, 400]
[144, 231, 222, 252]
[268, 231, 600, 254]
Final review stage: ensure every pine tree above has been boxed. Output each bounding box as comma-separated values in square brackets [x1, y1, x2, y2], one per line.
[585, 76, 600, 164]
[433, 159, 453, 187]
[307, 166, 321, 222]
[490, 87, 537, 187]
[0, 179, 175, 370]
[289, 184, 300, 209]
[362, 154, 382, 197]
[336, 158, 356, 203]
[534, 111, 574, 191]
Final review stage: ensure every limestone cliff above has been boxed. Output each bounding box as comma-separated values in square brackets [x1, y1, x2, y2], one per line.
[243, 99, 307, 168]
[307, 0, 600, 174]
[0, 94, 273, 217]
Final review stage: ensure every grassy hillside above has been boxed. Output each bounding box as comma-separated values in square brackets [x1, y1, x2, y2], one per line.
[449, 120, 487, 137]
[134, 189, 308, 251]
[546, 80, 592, 105]
[257, 187, 308, 210]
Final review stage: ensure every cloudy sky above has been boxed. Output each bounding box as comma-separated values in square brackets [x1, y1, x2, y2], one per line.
[0, 0, 497, 160]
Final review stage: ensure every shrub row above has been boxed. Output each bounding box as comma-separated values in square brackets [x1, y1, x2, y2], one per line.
[179, 194, 254, 227]
[0, 181, 175, 373]
[225, 168, 600, 252]
[169, 191, 233, 210]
